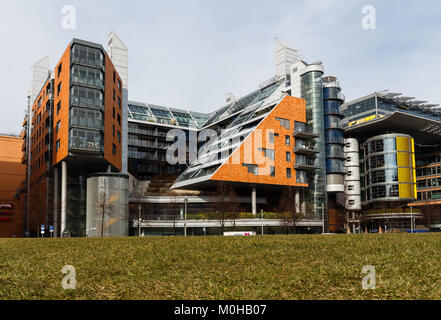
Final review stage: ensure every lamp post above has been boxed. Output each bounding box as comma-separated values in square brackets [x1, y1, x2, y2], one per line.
[138, 202, 142, 237]
[184, 197, 188, 237]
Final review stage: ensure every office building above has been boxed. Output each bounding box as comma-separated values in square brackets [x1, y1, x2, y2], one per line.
[342, 91, 441, 232]
[21, 37, 127, 237]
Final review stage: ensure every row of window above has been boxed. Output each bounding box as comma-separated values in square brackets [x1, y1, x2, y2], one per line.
[71, 86, 103, 109]
[417, 177, 441, 189]
[241, 163, 308, 182]
[71, 65, 104, 88]
[71, 44, 104, 68]
[417, 190, 441, 201]
[416, 165, 441, 177]
[416, 154, 441, 167]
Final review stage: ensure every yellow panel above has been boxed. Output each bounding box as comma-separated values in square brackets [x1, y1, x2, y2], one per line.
[399, 183, 413, 199]
[396, 137, 411, 152]
[411, 139, 417, 198]
[398, 167, 412, 183]
[397, 152, 411, 168]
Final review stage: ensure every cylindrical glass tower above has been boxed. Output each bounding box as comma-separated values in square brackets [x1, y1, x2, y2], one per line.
[360, 133, 417, 204]
[300, 68, 327, 221]
[323, 76, 345, 193]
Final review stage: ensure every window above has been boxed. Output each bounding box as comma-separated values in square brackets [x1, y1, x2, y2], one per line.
[286, 152, 291, 162]
[58, 63, 62, 77]
[118, 97, 121, 109]
[296, 170, 307, 183]
[112, 125, 115, 137]
[56, 139, 60, 152]
[117, 131, 121, 143]
[113, 71, 116, 83]
[270, 166, 275, 177]
[56, 120, 60, 133]
[259, 148, 274, 160]
[37, 97, 42, 107]
[71, 86, 103, 109]
[71, 64, 104, 88]
[285, 135, 290, 146]
[112, 143, 116, 155]
[113, 89, 115, 101]
[118, 80, 122, 92]
[242, 163, 258, 175]
[286, 168, 292, 178]
[117, 114, 121, 125]
[113, 107, 115, 119]
[348, 185, 354, 191]
[348, 200, 355, 205]
[57, 102, 61, 114]
[69, 128, 101, 151]
[70, 107, 102, 129]
[276, 117, 290, 130]
[57, 82, 61, 96]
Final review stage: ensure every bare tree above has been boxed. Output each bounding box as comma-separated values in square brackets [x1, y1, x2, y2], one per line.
[276, 187, 303, 234]
[225, 187, 240, 230]
[209, 182, 230, 235]
[207, 182, 242, 234]
[95, 188, 115, 237]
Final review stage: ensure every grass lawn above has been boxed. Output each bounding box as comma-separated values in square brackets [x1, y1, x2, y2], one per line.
[1, 234, 441, 300]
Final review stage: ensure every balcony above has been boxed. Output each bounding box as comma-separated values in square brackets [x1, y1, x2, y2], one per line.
[293, 145, 320, 155]
[293, 126, 319, 139]
[294, 158, 318, 171]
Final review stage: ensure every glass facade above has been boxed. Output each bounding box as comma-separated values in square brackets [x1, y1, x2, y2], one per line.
[301, 71, 326, 219]
[69, 42, 106, 156]
[70, 107, 102, 130]
[323, 81, 345, 179]
[71, 86, 103, 110]
[69, 128, 103, 152]
[71, 44, 104, 69]
[360, 134, 416, 202]
[71, 65, 104, 89]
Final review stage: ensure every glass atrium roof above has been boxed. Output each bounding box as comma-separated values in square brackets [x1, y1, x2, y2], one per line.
[128, 102, 209, 129]
[171, 79, 285, 189]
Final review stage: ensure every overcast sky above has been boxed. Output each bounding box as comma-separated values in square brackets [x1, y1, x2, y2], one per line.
[0, 0, 440, 134]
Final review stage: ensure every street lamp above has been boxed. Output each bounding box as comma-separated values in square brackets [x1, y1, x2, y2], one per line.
[184, 197, 188, 237]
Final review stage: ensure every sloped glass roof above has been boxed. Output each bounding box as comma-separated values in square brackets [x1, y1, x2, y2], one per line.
[200, 80, 282, 128]
[171, 79, 285, 189]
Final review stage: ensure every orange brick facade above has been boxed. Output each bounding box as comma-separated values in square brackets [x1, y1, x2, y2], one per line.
[211, 96, 308, 188]
[30, 78, 52, 181]
[103, 54, 123, 170]
[53, 44, 71, 165]
[0, 135, 26, 237]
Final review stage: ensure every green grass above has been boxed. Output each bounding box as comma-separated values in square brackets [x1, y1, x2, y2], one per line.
[1, 234, 441, 300]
